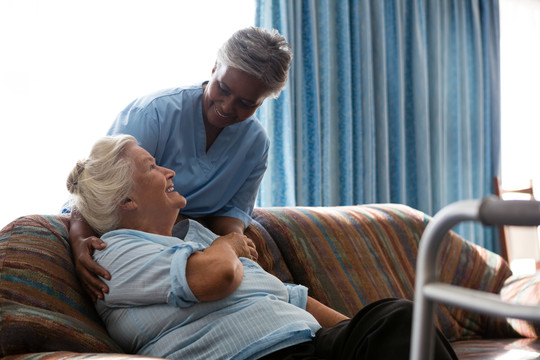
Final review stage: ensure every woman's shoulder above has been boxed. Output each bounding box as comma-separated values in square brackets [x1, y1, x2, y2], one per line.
[134, 83, 204, 107]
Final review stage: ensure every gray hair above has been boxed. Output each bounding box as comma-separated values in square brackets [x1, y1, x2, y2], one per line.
[66, 135, 137, 236]
[216, 26, 293, 98]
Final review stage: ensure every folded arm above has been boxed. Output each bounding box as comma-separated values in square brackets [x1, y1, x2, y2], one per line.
[97, 232, 258, 306]
[185, 232, 255, 301]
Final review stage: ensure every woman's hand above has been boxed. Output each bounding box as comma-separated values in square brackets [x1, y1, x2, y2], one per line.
[69, 211, 111, 302]
[205, 216, 258, 260]
[213, 232, 258, 261]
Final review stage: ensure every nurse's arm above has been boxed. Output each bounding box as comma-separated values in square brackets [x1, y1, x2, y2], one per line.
[69, 209, 110, 302]
[206, 215, 246, 235]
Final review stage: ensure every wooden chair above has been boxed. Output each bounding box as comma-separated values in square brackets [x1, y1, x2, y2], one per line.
[493, 177, 540, 272]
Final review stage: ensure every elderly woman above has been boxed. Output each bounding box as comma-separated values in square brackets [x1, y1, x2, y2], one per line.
[68, 26, 293, 301]
[66, 135, 457, 360]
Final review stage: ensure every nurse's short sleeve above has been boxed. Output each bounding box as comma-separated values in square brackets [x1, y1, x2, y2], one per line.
[213, 128, 270, 226]
[107, 101, 160, 156]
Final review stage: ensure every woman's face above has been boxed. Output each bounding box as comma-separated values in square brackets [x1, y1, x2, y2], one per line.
[126, 144, 186, 230]
[202, 65, 269, 129]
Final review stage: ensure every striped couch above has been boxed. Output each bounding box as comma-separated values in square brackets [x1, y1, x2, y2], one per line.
[1, 204, 539, 359]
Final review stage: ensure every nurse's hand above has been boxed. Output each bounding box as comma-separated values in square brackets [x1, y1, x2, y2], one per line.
[68, 210, 110, 302]
[72, 235, 110, 302]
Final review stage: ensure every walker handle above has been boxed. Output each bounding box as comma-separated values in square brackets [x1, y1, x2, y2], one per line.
[479, 197, 540, 226]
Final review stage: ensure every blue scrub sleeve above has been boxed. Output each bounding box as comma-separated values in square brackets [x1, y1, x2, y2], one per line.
[213, 137, 269, 226]
[107, 103, 160, 156]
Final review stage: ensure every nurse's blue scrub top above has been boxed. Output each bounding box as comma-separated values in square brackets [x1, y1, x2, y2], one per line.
[107, 83, 270, 227]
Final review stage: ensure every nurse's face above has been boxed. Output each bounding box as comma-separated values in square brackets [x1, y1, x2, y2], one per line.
[202, 65, 269, 129]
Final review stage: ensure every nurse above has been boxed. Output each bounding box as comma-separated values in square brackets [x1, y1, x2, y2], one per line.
[68, 26, 293, 301]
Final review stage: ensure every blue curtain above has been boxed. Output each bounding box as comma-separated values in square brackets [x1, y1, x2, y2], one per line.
[255, 0, 500, 251]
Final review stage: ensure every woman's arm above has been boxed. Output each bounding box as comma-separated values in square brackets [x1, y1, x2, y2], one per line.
[69, 210, 110, 301]
[306, 296, 350, 328]
[95, 230, 258, 307]
[185, 232, 257, 301]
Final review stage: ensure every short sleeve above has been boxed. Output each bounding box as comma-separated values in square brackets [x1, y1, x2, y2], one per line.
[213, 132, 270, 226]
[168, 241, 205, 308]
[107, 100, 160, 156]
[283, 283, 309, 309]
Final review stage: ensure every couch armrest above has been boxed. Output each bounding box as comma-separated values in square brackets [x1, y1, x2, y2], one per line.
[0, 215, 122, 357]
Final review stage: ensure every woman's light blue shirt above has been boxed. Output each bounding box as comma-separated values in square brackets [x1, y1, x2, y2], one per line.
[94, 220, 321, 360]
[107, 84, 270, 227]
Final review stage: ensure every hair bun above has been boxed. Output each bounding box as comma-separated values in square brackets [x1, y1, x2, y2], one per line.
[66, 160, 86, 193]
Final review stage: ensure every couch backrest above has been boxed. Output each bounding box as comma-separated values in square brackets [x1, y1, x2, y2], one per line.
[249, 204, 513, 342]
[0, 215, 122, 357]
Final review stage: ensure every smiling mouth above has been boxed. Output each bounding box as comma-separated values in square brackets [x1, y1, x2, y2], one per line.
[166, 186, 175, 193]
[214, 106, 234, 120]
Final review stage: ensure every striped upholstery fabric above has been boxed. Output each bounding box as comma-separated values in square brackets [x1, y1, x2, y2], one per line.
[2, 352, 164, 360]
[451, 338, 540, 359]
[0, 215, 122, 356]
[250, 204, 513, 342]
[244, 217, 294, 283]
[0, 204, 518, 359]
[499, 272, 540, 337]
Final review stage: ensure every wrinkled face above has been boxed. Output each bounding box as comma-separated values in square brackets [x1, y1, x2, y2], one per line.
[202, 65, 269, 129]
[127, 144, 187, 217]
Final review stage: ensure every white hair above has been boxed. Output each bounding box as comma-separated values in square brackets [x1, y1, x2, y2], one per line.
[66, 135, 137, 235]
[216, 26, 293, 98]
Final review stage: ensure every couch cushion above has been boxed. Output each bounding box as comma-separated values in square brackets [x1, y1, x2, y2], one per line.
[0, 215, 122, 356]
[452, 338, 540, 359]
[3, 352, 164, 360]
[252, 204, 513, 342]
[499, 271, 540, 337]
[245, 217, 294, 283]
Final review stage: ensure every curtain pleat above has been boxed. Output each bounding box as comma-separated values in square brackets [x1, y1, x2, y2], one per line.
[255, 0, 500, 251]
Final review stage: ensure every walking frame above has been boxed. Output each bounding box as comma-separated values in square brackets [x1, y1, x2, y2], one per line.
[410, 197, 540, 360]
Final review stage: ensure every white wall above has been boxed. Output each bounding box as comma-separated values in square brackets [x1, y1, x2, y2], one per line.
[0, 0, 254, 228]
[500, 0, 540, 190]
[499, 0, 540, 275]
